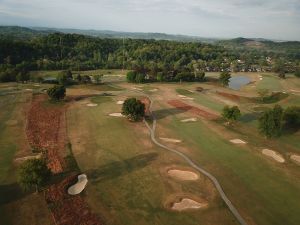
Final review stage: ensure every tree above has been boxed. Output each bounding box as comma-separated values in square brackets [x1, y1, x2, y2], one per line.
[18, 159, 51, 192]
[219, 71, 231, 86]
[195, 71, 205, 81]
[135, 73, 146, 83]
[283, 106, 300, 128]
[47, 85, 66, 101]
[122, 98, 145, 121]
[259, 105, 283, 138]
[94, 74, 103, 84]
[16, 71, 30, 83]
[57, 70, 73, 85]
[257, 89, 270, 102]
[294, 69, 300, 78]
[222, 105, 241, 124]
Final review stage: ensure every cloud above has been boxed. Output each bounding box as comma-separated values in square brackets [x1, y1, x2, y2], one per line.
[0, 0, 299, 40]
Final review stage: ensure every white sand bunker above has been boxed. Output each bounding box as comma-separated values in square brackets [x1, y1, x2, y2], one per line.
[86, 103, 98, 107]
[149, 88, 158, 92]
[15, 153, 42, 163]
[116, 100, 124, 105]
[230, 139, 247, 144]
[290, 154, 300, 165]
[181, 118, 197, 122]
[25, 88, 33, 91]
[33, 84, 40, 87]
[262, 149, 285, 163]
[177, 95, 194, 100]
[171, 198, 207, 211]
[168, 169, 199, 181]
[5, 120, 18, 126]
[68, 174, 88, 195]
[132, 87, 143, 91]
[109, 113, 125, 117]
[159, 137, 182, 143]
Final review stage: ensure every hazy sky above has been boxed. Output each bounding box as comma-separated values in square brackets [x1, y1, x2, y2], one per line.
[0, 0, 299, 40]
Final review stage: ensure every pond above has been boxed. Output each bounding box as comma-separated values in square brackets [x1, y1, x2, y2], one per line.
[229, 75, 251, 90]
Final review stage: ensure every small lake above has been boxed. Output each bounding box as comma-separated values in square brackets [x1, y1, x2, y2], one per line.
[229, 76, 251, 90]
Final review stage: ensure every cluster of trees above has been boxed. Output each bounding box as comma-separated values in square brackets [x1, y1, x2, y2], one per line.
[259, 105, 300, 138]
[0, 33, 299, 82]
[122, 98, 145, 121]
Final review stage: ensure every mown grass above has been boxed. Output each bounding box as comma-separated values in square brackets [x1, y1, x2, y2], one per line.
[176, 89, 224, 112]
[161, 116, 300, 225]
[257, 74, 282, 92]
[67, 97, 238, 225]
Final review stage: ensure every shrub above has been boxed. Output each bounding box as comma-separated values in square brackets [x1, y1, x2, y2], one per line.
[47, 85, 66, 101]
[222, 105, 241, 124]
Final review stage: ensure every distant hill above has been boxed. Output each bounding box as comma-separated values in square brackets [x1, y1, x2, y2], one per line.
[0, 26, 219, 43]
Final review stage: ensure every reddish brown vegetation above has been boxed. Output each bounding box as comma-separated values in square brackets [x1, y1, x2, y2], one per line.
[45, 175, 102, 225]
[26, 94, 65, 173]
[168, 100, 218, 120]
[26, 94, 103, 225]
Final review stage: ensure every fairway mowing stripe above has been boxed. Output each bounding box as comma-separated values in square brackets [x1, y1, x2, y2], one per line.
[145, 97, 249, 225]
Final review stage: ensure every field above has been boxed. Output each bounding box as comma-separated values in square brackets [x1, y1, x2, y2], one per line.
[0, 72, 300, 225]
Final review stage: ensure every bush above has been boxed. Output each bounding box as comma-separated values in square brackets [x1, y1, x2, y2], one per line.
[283, 106, 300, 128]
[295, 69, 300, 78]
[57, 70, 73, 85]
[259, 105, 283, 138]
[135, 73, 145, 83]
[47, 85, 66, 101]
[122, 98, 145, 121]
[18, 159, 51, 192]
[175, 71, 194, 82]
[126, 71, 137, 83]
[222, 105, 241, 124]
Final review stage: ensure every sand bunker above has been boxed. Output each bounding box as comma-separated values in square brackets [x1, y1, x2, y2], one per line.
[25, 88, 33, 91]
[33, 84, 40, 87]
[181, 118, 197, 122]
[171, 198, 207, 211]
[230, 139, 247, 144]
[109, 113, 125, 117]
[116, 100, 124, 105]
[15, 153, 42, 162]
[149, 88, 158, 92]
[177, 95, 194, 100]
[168, 169, 199, 181]
[290, 154, 300, 165]
[262, 149, 285, 163]
[68, 174, 88, 195]
[86, 103, 98, 107]
[5, 120, 18, 126]
[132, 87, 143, 91]
[159, 137, 182, 143]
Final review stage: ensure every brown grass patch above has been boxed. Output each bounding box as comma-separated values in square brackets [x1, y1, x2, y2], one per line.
[167, 100, 218, 120]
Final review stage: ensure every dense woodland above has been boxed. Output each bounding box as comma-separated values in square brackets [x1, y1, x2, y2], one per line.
[0, 30, 300, 82]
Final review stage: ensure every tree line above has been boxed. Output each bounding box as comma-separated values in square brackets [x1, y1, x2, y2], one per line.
[0, 33, 299, 82]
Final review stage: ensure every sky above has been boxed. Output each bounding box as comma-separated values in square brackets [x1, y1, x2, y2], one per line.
[0, 0, 299, 41]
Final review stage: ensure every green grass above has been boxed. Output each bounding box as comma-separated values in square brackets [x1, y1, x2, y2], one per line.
[257, 75, 282, 92]
[160, 116, 300, 225]
[176, 89, 224, 112]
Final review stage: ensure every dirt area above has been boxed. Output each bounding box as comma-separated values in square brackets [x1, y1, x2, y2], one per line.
[290, 154, 300, 165]
[171, 198, 208, 211]
[216, 91, 241, 101]
[26, 94, 66, 174]
[230, 139, 247, 144]
[167, 169, 199, 181]
[159, 137, 182, 143]
[262, 149, 285, 163]
[140, 97, 151, 116]
[168, 100, 218, 120]
[45, 174, 102, 225]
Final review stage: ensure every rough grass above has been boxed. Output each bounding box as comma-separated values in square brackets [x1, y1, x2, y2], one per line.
[257, 74, 282, 92]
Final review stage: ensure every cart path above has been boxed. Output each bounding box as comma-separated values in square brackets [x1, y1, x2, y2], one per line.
[143, 97, 248, 225]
